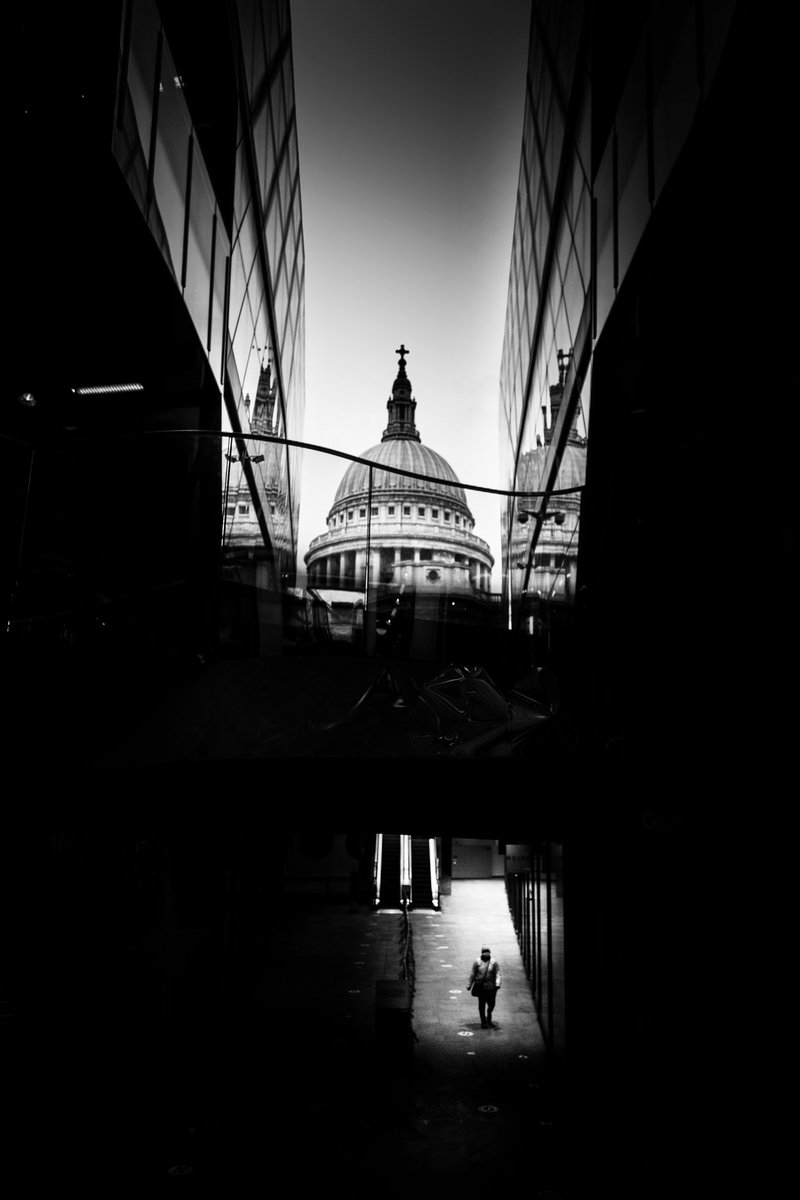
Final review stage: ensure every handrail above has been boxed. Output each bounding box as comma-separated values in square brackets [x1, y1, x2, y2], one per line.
[400, 905, 413, 985]
[429, 837, 439, 910]
[62, 427, 585, 500]
[373, 833, 383, 908]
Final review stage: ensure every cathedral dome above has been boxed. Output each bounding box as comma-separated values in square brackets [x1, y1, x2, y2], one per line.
[304, 346, 493, 600]
[333, 439, 468, 508]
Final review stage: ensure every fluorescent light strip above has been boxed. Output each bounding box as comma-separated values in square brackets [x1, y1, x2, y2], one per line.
[72, 383, 144, 395]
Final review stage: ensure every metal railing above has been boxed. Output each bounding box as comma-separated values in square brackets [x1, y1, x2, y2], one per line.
[429, 838, 440, 910]
[372, 833, 383, 908]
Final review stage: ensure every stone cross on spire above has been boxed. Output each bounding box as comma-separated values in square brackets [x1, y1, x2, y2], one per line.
[395, 343, 409, 368]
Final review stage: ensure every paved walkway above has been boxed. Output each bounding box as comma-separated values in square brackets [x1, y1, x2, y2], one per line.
[230, 878, 567, 1194]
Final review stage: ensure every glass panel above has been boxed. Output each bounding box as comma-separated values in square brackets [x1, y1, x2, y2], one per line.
[4, 423, 588, 769]
[283, 46, 295, 117]
[230, 273, 257, 406]
[263, 108, 277, 210]
[209, 223, 230, 388]
[152, 38, 191, 282]
[572, 183, 591, 288]
[270, 64, 286, 153]
[278, 157, 292, 230]
[265, 190, 282, 277]
[183, 149, 214, 352]
[235, 202, 259, 301]
[616, 39, 650, 286]
[126, 0, 160, 172]
[243, 1, 266, 102]
[651, 4, 700, 204]
[265, 0, 281, 61]
[301, 444, 501, 660]
[282, 210, 297, 289]
[594, 133, 615, 338]
[233, 133, 250, 233]
[252, 103, 270, 206]
[275, 260, 290, 353]
[287, 122, 298, 187]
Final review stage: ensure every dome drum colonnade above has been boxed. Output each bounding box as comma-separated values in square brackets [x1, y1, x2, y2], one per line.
[304, 347, 494, 598]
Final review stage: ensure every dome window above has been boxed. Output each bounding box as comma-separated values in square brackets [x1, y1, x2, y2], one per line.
[388, 505, 395, 515]
[371, 506, 378, 516]
[339, 514, 344, 523]
[348, 509, 354, 520]
[432, 508, 439, 519]
[359, 507, 366, 518]
[455, 514, 460, 525]
[418, 506, 425, 517]
[444, 510, 451, 521]
[403, 505, 411, 516]
[238, 503, 249, 514]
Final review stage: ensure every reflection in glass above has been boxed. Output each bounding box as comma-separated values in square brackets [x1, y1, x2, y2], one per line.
[304, 350, 496, 657]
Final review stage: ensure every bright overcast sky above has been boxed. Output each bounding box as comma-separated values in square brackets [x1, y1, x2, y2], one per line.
[290, 0, 532, 586]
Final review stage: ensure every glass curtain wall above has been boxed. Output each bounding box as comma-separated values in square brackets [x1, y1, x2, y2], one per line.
[224, 0, 305, 595]
[498, 1, 738, 669]
[499, 3, 591, 658]
[113, 0, 305, 621]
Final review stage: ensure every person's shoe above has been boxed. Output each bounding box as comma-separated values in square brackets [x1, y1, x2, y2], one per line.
[481, 1019, 487, 1028]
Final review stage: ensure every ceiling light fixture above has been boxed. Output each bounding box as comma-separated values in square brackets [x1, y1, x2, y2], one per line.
[71, 382, 144, 395]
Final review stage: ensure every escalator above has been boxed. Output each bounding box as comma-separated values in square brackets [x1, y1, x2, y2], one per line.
[378, 833, 402, 908]
[411, 836, 434, 908]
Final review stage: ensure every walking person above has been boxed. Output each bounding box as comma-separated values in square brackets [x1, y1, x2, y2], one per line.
[467, 944, 501, 1028]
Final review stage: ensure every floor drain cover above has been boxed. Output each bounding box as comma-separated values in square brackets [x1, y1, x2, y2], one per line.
[458, 1030, 474, 1037]
[478, 1105, 499, 1114]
